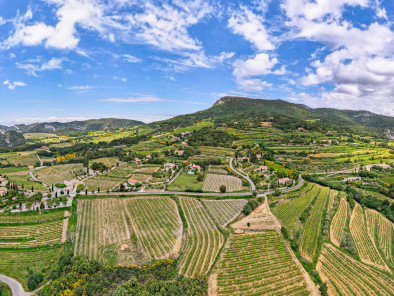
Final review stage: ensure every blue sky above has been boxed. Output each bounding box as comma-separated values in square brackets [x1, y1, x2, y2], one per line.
[0, 0, 393, 125]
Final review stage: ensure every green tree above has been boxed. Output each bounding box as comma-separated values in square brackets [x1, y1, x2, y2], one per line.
[219, 185, 226, 193]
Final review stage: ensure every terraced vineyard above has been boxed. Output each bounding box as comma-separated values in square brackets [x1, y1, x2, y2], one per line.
[317, 243, 394, 295]
[202, 174, 242, 192]
[216, 232, 312, 296]
[0, 209, 65, 224]
[74, 199, 130, 260]
[327, 189, 337, 210]
[273, 184, 319, 229]
[84, 174, 123, 191]
[349, 203, 389, 271]
[0, 246, 63, 287]
[365, 208, 393, 266]
[300, 186, 329, 262]
[0, 219, 65, 248]
[202, 199, 247, 227]
[330, 197, 348, 247]
[35, 163, 83, 185]
[178, 197, 223, 277]
[125, 196, 182, 261]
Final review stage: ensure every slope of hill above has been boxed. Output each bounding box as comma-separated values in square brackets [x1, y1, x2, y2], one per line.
[0, 131, 26, 148]
[9, 118, 144, 133]
[151, 96, 394, 137]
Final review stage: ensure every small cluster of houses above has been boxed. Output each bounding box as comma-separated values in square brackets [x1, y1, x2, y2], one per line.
[364, 163, 390, 171]
[0, 176, 8, 196]
[343, 176, 362, 182]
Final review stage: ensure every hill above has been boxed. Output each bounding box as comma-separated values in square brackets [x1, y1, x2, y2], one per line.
[9, 118, 144, 134]
[151, 96, 394, 137]
[0, 130, 26, 148]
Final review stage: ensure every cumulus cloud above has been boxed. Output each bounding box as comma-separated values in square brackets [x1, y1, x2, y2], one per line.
[16, 57, 64, 76]
[122, 54, 142, 63]
[3, 80, 27, 90]
[67, 85, 91, 90]
[233, 53, 287, 91]
[228, 6, 274, 51]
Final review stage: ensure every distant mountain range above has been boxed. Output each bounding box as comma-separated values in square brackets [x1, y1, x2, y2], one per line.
[0, 97, 393, 149]
[1, 118, 143, 133]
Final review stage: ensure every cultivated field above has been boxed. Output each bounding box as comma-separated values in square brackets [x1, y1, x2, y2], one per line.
[0, 210, 65, 224]
[125, 197, 182, 261]
[349, 203, 389, 271]
[365, 208, 393, 266]
[178, 197, 223, 277]
[0, 152, 38, 167]
[300, 186, 329, 262]
[216, 232, 312, 296]
[202, 174, 242, 192]
[327, 189, 337, 210]
[35, 163, 83, 185]
[74, 199, 131, 261]
[3, 171, 48, 191]
[273, 184, 319, 229]
[317, 243, 394, 295]
[202, 199, 247, 227]
[330, 197, 348, 247]
[84, 174, 123, 191]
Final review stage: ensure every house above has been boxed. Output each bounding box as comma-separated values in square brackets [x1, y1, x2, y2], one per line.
[0, 187, 7, 196]
[164, 163, 176, 171]
[128, 178, 138, 185]
[237, 156, 249, 162]
[344, 177, 362, 182]
[254, 166, 268, 172]
[175, 150, 184, 156]
[297, 127, 305, 131]
[278, 177, 293, 186]
[350, 143, 358, 146]
[180, 132, 190, 136]
[261, 121, 272, 127]
[364, 163, 391, 171]
[0, 177, 8, 187]
[181, 141, 187, 145]
[134, 157, 142, 163]
[256, 154, 262, 159]
[189, 163, 201, 171]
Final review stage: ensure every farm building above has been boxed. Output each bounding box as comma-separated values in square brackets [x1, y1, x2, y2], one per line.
[188, 163, 201, 171]
[128, 178, 138, 185]
[364, 163, 391, 171]
[175, 150, 184, 156]
[261, 121, 272, 127]
[0, 187, 7, 196]
[278, 177, 293, 186]
[0, 177, 8, 187]
[237, 156, 249, 162]
[254, 166, 268, 172]
[134, 157, 142, 163]
[343, 177, 362, 182]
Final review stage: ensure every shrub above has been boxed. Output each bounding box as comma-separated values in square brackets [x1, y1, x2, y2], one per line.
[27, 272, 43, 291]
[219, 185, 226, 193]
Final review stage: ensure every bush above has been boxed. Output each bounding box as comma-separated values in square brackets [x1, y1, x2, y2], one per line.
[27, 272, 43, 291]
[219, 185, 226, 193]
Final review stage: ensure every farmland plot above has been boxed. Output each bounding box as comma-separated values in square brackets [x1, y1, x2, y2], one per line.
[349, 203, 389, 271]
[35, 163, 83, 185]
[202, 199, 247, 227]
[178, 197, 223, 277]
[216, 232, 312, 296]
[125, 197, 182, 261]
[202, 174, 242, 192]
[0, 210, 65, 225]
[300, 186, 329, 262]
[0, 219, 64, 248]
[74, 199, 130, 260]
[273, 184, 319, 230]
[327, 189, 338, 210]
[330, 197, 348, 247]
[365, 208, 393, 266]
[84, 174, 123, 191]
[317, 244, 394, 296]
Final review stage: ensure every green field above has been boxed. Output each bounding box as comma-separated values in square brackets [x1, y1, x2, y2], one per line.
[166, 173, 203, 192]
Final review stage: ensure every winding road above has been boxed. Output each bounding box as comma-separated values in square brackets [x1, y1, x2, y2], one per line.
[0, 274, 30, 296]
[229, 157, 256, 192]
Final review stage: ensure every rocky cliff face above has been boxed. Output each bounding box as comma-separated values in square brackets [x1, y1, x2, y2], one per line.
[0, 131, 26, 148]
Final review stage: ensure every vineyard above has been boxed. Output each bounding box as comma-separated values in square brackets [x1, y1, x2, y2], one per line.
[178, 196, 223, 277]
[35, 163, 83, 185]
[327, 189, 337, 210]
[84, 174, 123, 191]
[0, 210, 66, 224]
[300, 186, 329, 262]
[330, 197, 348, 247]
[216, 232, 312, 296]
[365, 208, 393, 266]
[317, 243, 394, 295]
[202, 199, 247, 227]
[273, 184, 319, 229]
[74, 199, 130, 261]
[202, 174, 242, 192]
[349, 203, 389, 271]
[125, 196, 182, 261]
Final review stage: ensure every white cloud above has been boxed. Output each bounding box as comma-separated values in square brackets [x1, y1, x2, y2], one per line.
[232, 53, 287, 91]
[99, 95, 207, 105]
[123, 54, 142, 63]
[3, 80, 27, 90]
[228, 6, 274, 51]
[0, 116, 89, 125]
[16, 57, 64, 76]
[67, 85, 91, 90]
[113, 76, 127, 82]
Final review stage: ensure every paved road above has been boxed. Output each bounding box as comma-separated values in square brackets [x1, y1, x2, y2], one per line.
[229, 157, 256, 192]
[0, 274, 29, 296]
[29, 166, 49, 187]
